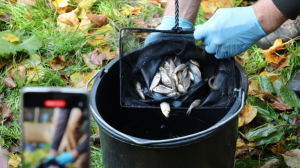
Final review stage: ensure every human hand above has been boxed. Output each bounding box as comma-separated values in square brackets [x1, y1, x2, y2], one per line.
[194, 6, 267, 59]
[144, 16, 194, 46]
[55, 152, 75, 166]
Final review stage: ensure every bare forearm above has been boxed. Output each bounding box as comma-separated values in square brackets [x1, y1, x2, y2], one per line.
[164, 0, 201, 25]
[253, 0, 288, 34]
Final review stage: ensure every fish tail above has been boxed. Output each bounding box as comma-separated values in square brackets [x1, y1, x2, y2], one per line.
[186, 107, 192, 115]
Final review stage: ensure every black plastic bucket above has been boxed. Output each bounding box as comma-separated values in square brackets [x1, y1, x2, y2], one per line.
[88, 56, 247, 168]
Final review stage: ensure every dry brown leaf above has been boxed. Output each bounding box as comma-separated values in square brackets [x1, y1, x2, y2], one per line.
[57, 17, 74, 26]
[49, 56, 66, 71]
[244, 103, 257, 125]
[0, 13, 12, 22]
[4, 77, 16, 89]
[263, 39, 290, 65]
[26, 65, 45, 82]
[81, 53, 98, 69]
[0, 100, 13, 123]
[8, 65, 26, 81]
[269, 74, 282, 83]
[261, 159, 280, 168]
[274, 97, 293, 111]
[93, 134, 101, 147]
[146, 18, 161, 28]
[87, 14, 108, 27]
[253, 90, 277, 100]
[282, 149, 300, 168]
[249, 148, 264, 158]
[236, 146, 249, 156]
[8, 145, 20, 153]
[271, 141, 286, 156]
[90, 48, 102, 66]
[98, 47, 118, 61]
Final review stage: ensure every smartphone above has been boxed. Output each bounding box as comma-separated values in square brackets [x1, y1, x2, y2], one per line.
[21, 87, 90, 168]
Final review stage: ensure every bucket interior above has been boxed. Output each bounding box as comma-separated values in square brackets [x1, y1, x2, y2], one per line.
[94, 59, 236, 140]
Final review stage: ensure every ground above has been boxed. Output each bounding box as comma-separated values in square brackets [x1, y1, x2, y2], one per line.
[0, 0, 300, 168]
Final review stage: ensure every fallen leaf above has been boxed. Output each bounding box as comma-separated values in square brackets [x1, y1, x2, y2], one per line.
[57, 10, 79, 31]
[282, 149, 300, 168]
[249, 148, 264, 158]
[274, 97, 293, 111]
[8, 153, 21, 167]
[98, 47, 118, 61]
[58, 0, 68, 7]
[87, 14, 108, 27]
[119, 5, 142, 16]
[26, 65, 45, 82]
[78, 16, 92, 30]
[236, 138, 245, 147]
[269, 74, 281, 83]
[252, 90, 277, 101]
[201, 0, 233, 14]
[87, 24, 113, 46]
[147, 0, 168, 7]
[146, 18, 161, 28]
[259, 71, 270, 76]
[238, 106, 246, 128]
[8, 145, 20, 153]
[21, 53, 41, 68]
[93, 134, 101, 147]
[263, 39, 290, 64]
[81, 53, 98, 69]
[248, 79, 259, 95]
[247, 142, 256, 147]
[236, 146, 249, 156]
[1, 33, 19, 42]
[8, 65, 26, 82]
[49, 56, 66, 71]
[4, 77, 16, 89]
[71, 70, 97, 91]
[77, 0, 96, 9]
[271, 141, 286, 156]
[51, 1, 68, 14]
[261, 159, 280, 168]
[0, 100, 13, 123]
[286, 136, 297, 141]
[90, 48, 102, 66]
[244, 103, 257, 125]
[0, 13, 12, 22]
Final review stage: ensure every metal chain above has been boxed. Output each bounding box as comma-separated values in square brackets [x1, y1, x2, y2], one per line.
[172, 0, 180, 33]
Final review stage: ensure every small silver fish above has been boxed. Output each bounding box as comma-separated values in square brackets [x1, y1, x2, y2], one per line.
[177, 71, 182, 82]
[190, 64, 201, 78]
[181, 67, 188, 80]
[171, 73, 179, 86]
[160, 102, 170, 118]
[181, 75, 191, 90]
[186, 99, 201, 115]
[190, 59, 200, 68]
[189, 71, 195, 81]
[166, 92, 180, 97]
[169, 59, 176, 74]
[134, 80, 145, 100]
[174, 56, 181, 66]
[153, 85, 174, 94]
[178, 84, 187, 94]
[159, 67, 172, 88]
[170, 77, 177, 90]
[164, 61, 170, 69]
[149, 72, 161, 92]
[174, 64, 187, 74]
[208, 76, 219, 90]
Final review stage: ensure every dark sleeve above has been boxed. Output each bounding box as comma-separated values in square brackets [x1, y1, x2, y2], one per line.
[51, 108, 71, 150]
[272, 0, 300, 19]
[76, 137, 89, 154]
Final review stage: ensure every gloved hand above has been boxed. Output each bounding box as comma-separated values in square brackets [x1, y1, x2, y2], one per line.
[194, 6, 267, 59]
[44, 155, 55, 164]
[144, 16, 195, 46]
[55, 152, 75, 166]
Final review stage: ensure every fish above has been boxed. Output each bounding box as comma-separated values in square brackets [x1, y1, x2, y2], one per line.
[134, 80, 145, 100]
[181, 67, 188, 80]
[177, 71, 182, 82]
[160, 102, 170, 118]
[164, 61, 170, 69]
[174, 56, 181, 66]
[149, 72, 161, 92]
[169, 59, 176, 74]
[171, 73, 179, 86]
[178, 84, 187, 94]
[159, 67, 172, 88]
[153, 85, 174, 94]
[181, 75, 191, 90]
[166, 92, 180, 97]
[189, 71, 194, 81]
[190, 59, 200, 68]
[186, 99, 201, 115]
[170, 77, 177, 90]
[174, 64, 187, 74]
[190, 64, 201, 78]
[208, 76, 219, 90]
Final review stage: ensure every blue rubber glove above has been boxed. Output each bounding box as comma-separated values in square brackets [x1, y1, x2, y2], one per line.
[55, 152, 75, 166]
[194, 6, 267, 59]
[44, 155, 55, 164]
[144, 16, 195, 46]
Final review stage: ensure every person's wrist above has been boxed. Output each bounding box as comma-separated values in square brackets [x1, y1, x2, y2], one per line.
[253, 0, 287, 34]
[49, 149, 58, 156]
[71, 150, 79, 159]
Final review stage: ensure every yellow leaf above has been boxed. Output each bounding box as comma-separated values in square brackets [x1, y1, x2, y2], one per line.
[246, 142, 256, 147]
[248, 79, 259, 95]
[259, 71, 270, 76]
[58, 0, 68, 7]
[81, 54, 98, 69]
[263, 39, 289, 65]
[76, 8, 87, 19]
[282, 149, 300, 168]
[71, 70, 97, 91]
[0, 11, 5, 15]
[244, 103, 257, 125]
[201, 0, 232, 14]
[49, 56, 66, 71]
[8, 154, 21, 167]
[79, 15, 91, 30]
[26, 65, 45, 82]
[2, 33, 19, 42]
[238, 106, 245, 128]
[271, 141, 286, 156]
[57, 10, 79, 31]
[70, 73, 82, 84]
[78, 0, 96, 9]
[21, 53, 41, 68]
[98, 47, 118, 61]
[286, 136, 297, 141]
[236, 138, 245, 148]
[269, 74, 281, 83]
[87, 35, 106, 46]
[120, 9, 131, 16]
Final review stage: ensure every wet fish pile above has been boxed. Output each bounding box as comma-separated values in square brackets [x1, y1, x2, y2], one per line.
[135, 56, 203, 118]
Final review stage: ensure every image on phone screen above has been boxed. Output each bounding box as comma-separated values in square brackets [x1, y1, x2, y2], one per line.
[21, 90, 90, 168]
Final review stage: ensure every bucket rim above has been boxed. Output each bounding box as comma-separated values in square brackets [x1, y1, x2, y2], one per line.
[86, 69, 246, 145]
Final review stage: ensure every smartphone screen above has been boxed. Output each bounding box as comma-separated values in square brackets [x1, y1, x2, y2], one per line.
[21, 89, 90, 168]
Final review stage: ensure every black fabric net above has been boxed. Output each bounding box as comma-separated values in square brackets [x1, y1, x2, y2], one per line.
[119, 29, 238, 110]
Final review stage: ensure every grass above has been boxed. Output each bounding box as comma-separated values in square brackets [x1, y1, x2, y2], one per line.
[1, 0, 300, 167]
